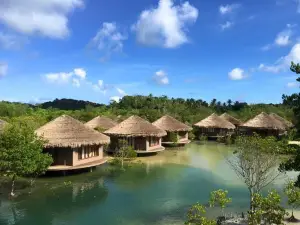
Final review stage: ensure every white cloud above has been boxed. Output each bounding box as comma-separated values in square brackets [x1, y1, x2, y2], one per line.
[262, 24, 296, 51]
[72, 78, 80, 87]
[258, 64, 281, 73]
[93, 80, 108, 94]
[219, 4, 240, 15]
[74, 68, 86, 79]
[132, 0, 198, 48]
[275, 28, 292, 46]
[0, 32, 28, 49]
[228, 68, 246, 80]
[287, 81, 299, 88]
[220, 21, 233, 30]
[259, 43, 300, 73]
[110, 96, 121, 103]
[0, 0, 84, 39]
[153, 70, 169, 85]
[261, 44, 272, 51]
[44, 72, 73, 84]
[90, 22, 127, 60]
[0, 62, 8, 77]
[116, 87, 127, 96]
[44, 67, 88, 85]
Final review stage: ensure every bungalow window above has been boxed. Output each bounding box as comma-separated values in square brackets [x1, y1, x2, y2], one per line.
[78, 146, 99, 160]
[78, 148, 83, 160]
[93, 147, 99, 156]
[149, 137, 159, 147]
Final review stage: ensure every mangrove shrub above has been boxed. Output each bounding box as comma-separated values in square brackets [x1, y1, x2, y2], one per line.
[0, 122, 53, 196]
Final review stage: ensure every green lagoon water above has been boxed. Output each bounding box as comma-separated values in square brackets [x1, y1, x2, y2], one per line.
[0, 142, 297, 225]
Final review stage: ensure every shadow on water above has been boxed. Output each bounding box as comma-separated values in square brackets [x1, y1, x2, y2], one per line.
[0, 177, 109, 225]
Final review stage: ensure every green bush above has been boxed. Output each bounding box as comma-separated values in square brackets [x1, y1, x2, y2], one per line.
[199, 134, 208, 142]
[188, 131, 195, 140]
[168, 132, 178, 143]
[95, 126, 107, 133]
[225, 136, 232, 145]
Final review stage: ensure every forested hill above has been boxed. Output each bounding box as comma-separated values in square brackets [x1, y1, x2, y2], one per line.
[0, 95, 295, 129]
[40, 98, 105, 110]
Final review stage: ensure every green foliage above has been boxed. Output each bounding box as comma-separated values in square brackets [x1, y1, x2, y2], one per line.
[284, 180, 300, 220]
[113, 139, 137, 170]
[209, 189, 231, 215]
[248, 190, 286, 225]
[188, 131, 195, 140]
[94, 126, 107, 133]
[224, 135, 232, 145]
[291, 61, 300, 75]
[229, 135, 288, 210]
[0, 122, 53, 195]
[0, 94, 294, 131]
[216, 136, 223, 143]
[280, 62, 300, 187]
[288, 128, 297, 141]
[235, 134, 291, 155]
[168, 132, 178, 143]
[185, 203, 217, 225]
[199, 134, 208, 142]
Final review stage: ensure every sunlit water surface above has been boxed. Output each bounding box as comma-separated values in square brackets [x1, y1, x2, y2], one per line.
[0, 142, 297, 225]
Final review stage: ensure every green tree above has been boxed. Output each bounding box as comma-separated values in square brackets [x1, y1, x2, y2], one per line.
[248, 190, 286, 225]
[279, 62, 300, 187]
[227, 135, 289, 211]
[114, 139, 137, 170]
[209, 189, 231, 216]
[185, 203, 216, 225]
[284, 180, 300, 221]
[0, 122, 53, 196]
[291, 61, 300, 75]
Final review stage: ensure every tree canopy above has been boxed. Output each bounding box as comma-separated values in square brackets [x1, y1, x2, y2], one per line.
[0, 95, 293, 132]
[0, 122, 53, 196]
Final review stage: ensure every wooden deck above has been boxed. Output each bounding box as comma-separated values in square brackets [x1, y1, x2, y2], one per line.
[289, 141, 300, 145]
[162, 139, 191, 146]
[136, 147, 165, 154]
[48, 158, 107, 171]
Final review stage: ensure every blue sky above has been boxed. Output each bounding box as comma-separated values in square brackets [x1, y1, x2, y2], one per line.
[0, 0, 300, 104]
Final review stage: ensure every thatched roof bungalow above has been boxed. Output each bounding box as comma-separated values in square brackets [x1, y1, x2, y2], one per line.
[85, 116, 117, 131]
[219, 113, 242, 127]
[152, 115, 192, 146]
[239, 112, 285, 137]
[194, 113, 235, 138]
[104, 115, 167, 154]
[36, 115, 110, 171]
[269, 113, 293, 130]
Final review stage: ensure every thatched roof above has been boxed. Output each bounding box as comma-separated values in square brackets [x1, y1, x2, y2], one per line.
[152, 115, 192, 132]
[269, 113, 293, 130]
[194, 113, 235, 129]
[36, 115, 110, 148]
[219, 113, 242, 126]
[104, 115, 167, 137]
[240, 112, 285, 130]
[85, 116, 117, 130]
[0, 119, 7, 132]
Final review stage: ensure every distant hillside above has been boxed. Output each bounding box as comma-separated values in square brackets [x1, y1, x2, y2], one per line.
[39, 98, 105, 110]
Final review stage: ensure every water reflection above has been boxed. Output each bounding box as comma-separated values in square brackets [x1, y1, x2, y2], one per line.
[0, 178, 108, 225]
[0, 142, 298, 225]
